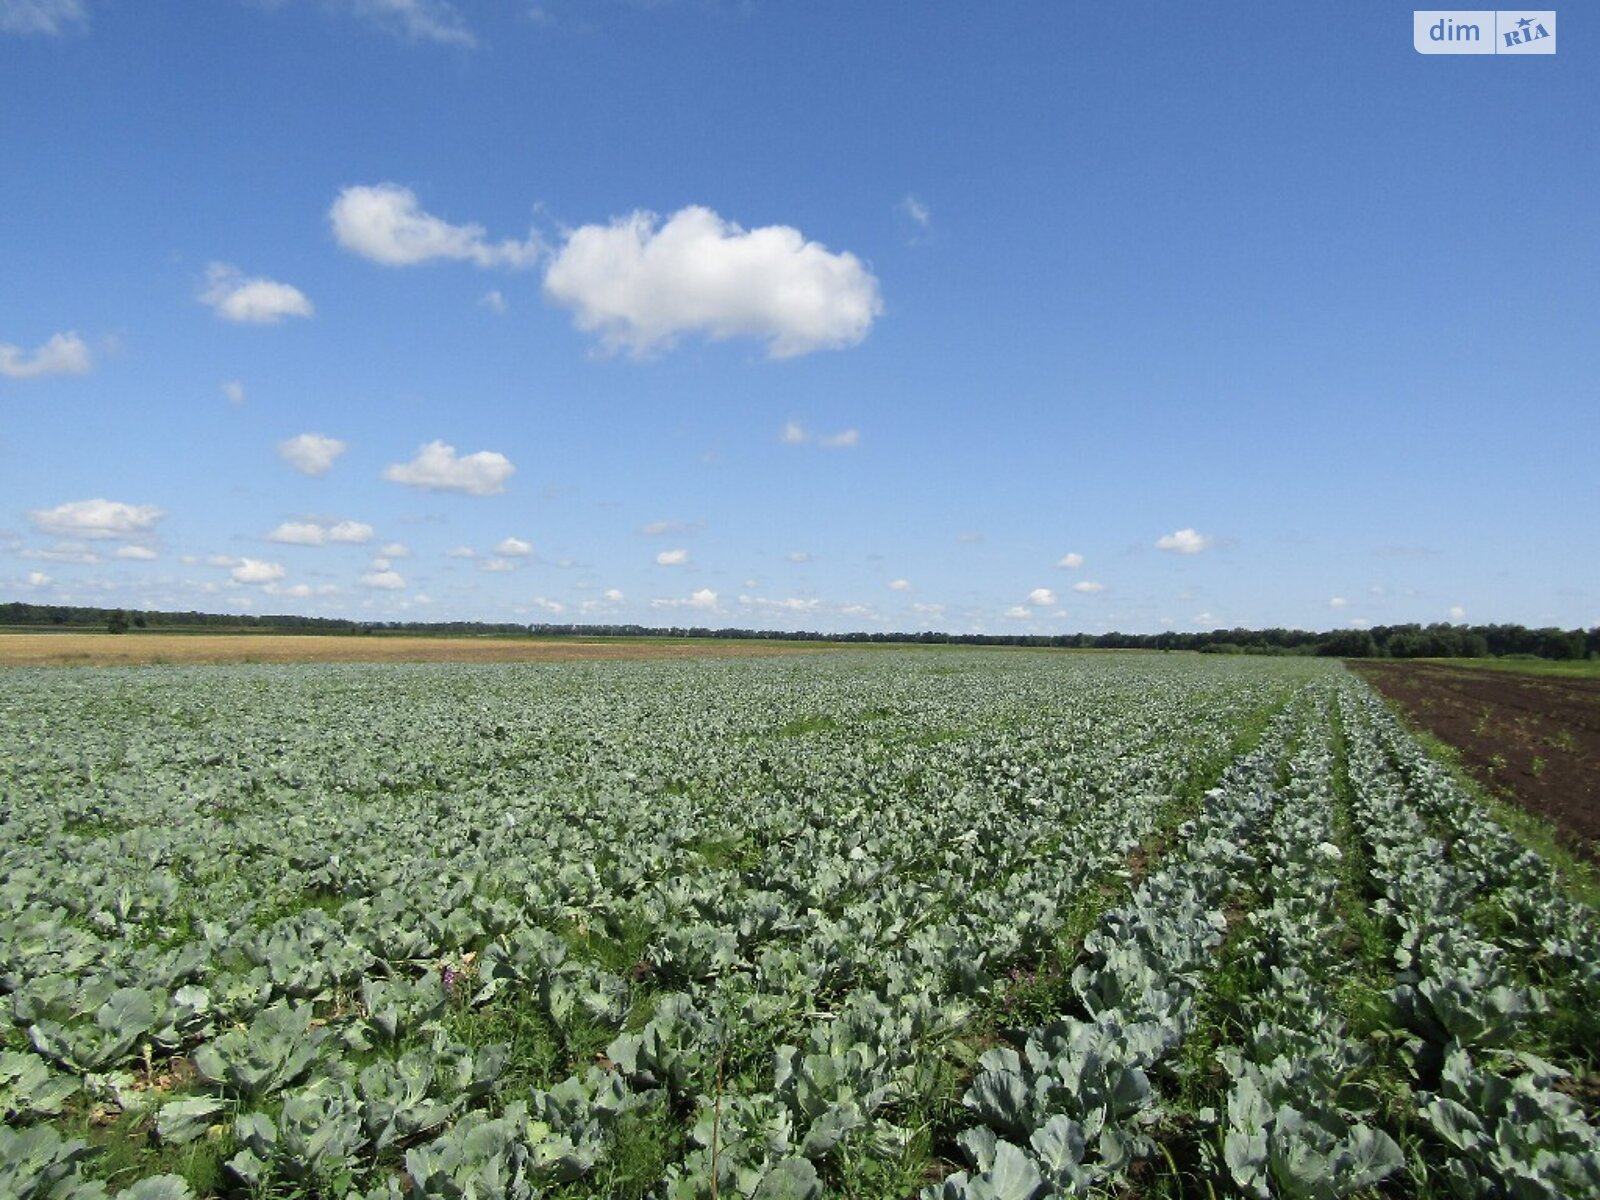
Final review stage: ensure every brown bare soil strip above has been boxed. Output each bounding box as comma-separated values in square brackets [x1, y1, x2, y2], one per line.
[0, 632, 822, 668]
[1351, 661, 1600, 861]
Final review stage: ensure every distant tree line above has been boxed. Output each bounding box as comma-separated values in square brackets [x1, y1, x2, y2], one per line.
[524, 621, 1599, 660]
[0, 603, 525, 638]
[2, 601, 1595, 660]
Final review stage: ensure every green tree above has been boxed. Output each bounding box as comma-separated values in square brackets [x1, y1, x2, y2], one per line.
[106, 608, 130, 634]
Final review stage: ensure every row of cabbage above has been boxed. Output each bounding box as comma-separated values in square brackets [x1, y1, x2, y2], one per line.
[1339, 686, 1600, 1199]
[933, 677, 1600, 1199]
[0, 652, 1311, 1197]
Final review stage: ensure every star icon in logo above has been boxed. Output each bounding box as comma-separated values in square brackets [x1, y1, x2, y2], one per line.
[1517, 15, 1534, 29]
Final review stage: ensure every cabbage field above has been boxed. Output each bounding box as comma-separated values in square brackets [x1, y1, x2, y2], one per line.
[1, 651, 1596, 1199]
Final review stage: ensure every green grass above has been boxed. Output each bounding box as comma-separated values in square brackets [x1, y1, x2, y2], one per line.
[1419, 656, 1600, 679]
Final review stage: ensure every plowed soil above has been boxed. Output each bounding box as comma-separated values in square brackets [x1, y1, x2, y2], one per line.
[1351, 661, 1600, 861]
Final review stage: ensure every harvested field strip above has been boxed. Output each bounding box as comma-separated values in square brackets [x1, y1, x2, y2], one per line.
[0, 632, 824, 667]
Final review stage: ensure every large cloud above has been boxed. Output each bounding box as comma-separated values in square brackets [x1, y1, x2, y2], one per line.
[330, 184, 539, 268]
[0, 331, 91, 379]
[277, 433, 348, 476]
[28, 498, 162, 540]
[544, 206, 882, 358]
[383, 440, 514, 495]
[200, 263, 314, 324]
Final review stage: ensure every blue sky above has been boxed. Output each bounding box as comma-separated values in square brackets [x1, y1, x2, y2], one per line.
[2, 2, 1595, 634]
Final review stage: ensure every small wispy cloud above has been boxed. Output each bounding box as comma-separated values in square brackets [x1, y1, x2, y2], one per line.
[1156, 528, 1213, 555]
[277, 433, 348, 477]
[339, 0, 476, 47]
[200, 263, 314, 324]
[895, 194, 933, 243]
[781, 421, 859, 448]
[0, 331, 92, 379]
[331, 184, 539, 268]
[0, 0, 87, 36]
[360, 568, 406, 590]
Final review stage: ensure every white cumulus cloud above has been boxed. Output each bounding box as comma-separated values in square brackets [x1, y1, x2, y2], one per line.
[330, 184, 539, 268]
[222, 380, 246, 405]
[265, 582, 338, 599]
[1448, 605, 1466, 621]
[28, 498, 163, 540]
[1329, 597, 1349, 609]
[544, 205, 882, 358]
[0, 331, 92, 379]
[231, 558, 286, 585]
[277, 433, 347, 477]
[604, 588, 624, 602]
[330, 520, 374, 543]
[1057, 552, 1084, 569]
[380, 542, 409, 557]
[495, 536, 532, 557]
[383, 440, 514, 496]
[1028, 587, 1056, 606]
[114, 545, 157, 560]
[479, 558, 516, 573]
[200, 263, 314, 324]
[787, 551, 813, 563]
[656, 548, 688, 566]
[268, 522, 326, 545]
[887, 578, 912, 591]
[1156, 528, 1214, 555]
[25, 571, 51, 586]
[1072, 581, 1106, 594]
[360, 569, 406, 589]
[688, 587, 718, 610]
